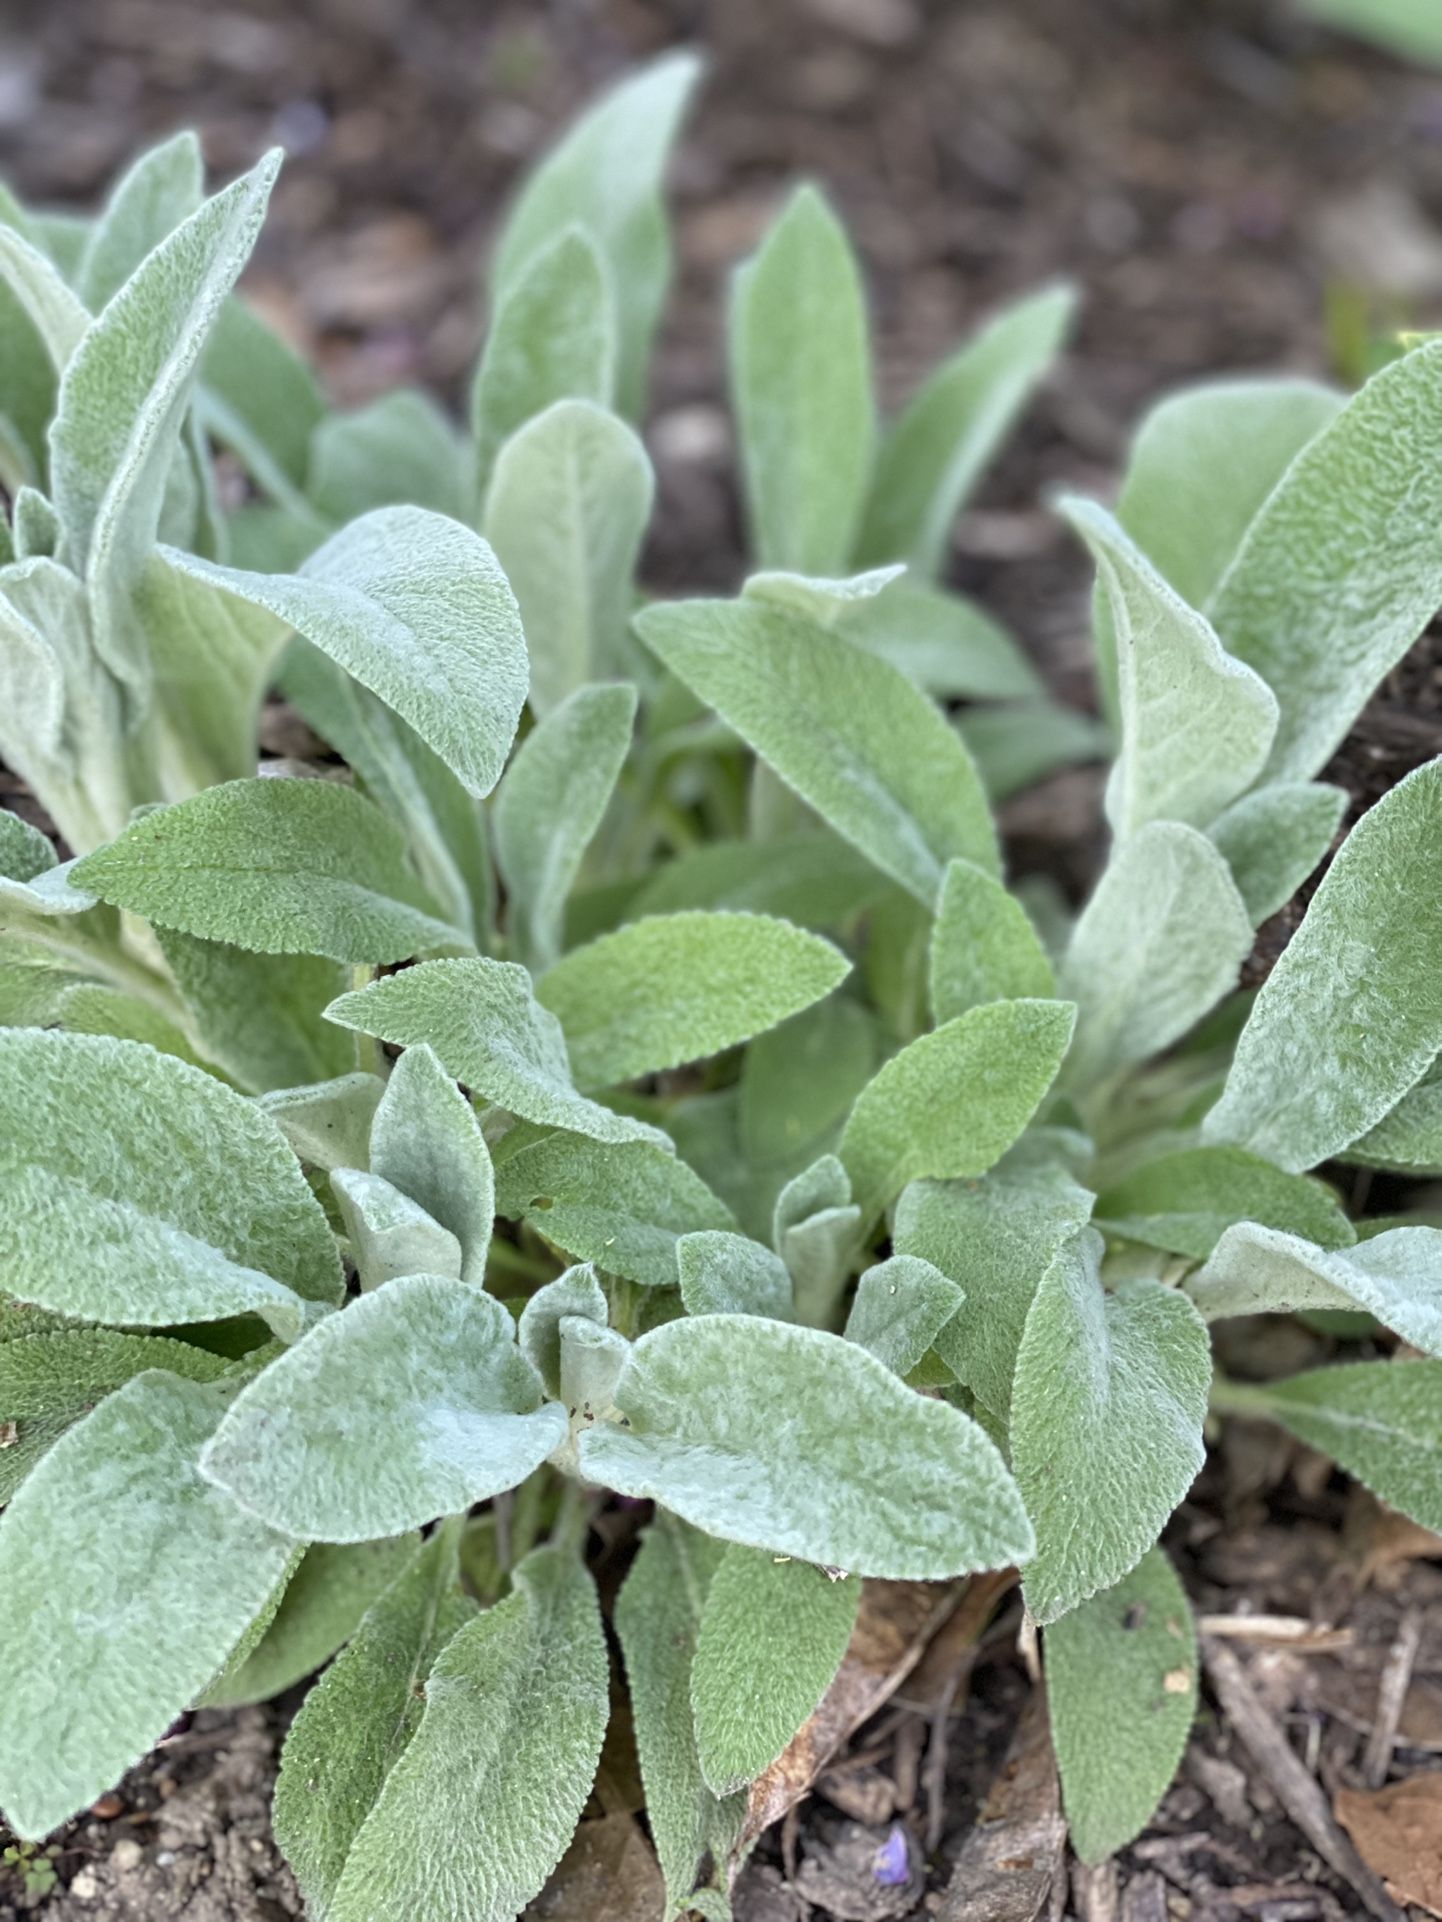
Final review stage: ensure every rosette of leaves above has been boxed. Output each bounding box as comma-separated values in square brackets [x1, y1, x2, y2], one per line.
[3, 52, 1442, 1922]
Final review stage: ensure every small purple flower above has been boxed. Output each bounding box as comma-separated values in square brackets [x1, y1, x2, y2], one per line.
[873, 1824, 910, 1887]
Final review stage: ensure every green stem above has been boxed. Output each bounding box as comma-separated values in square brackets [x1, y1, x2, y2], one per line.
[1208, 1372, 1275, 1419]
[549, 1476, 593, 1558]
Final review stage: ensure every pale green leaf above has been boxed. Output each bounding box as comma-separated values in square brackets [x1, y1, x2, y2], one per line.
[1060, 496, 1277, 837]
[631, 832, 887, 929]
[330, 1169, 464, 1291]
[76, 131, 204, 311]
[308, 390, 467, 523]
[1221, 1360, 1442, 1533]
[692, 1545, 860, 1795]
[834, 577, 1045, 701]
[204, 1536, 418, 1709]
[327, 1546, 608, 1922]
[1205, 759, 1442, 1171]
[494, 681, 637, 971]
[1186, 1223, 1442, 1357]
[1011, 1231, 1211, 1622]
[1061, 822, 1252, 1092]
[957, 701, 1107, 805]
[678, 1230, 793, 1320]
[200, 294, 326, 503]
[52, 152, 280, 693]
[53, 982, 203, 1065]
[472, 225, 615, 495]
[0, 1372, 296, 1838]
[518, 1265, 608, 1400]
[203, 1275, 563, 1541]
[731, 184, 873, 575]
[159, 930, 355, 1093]
[1208, 782, 1346, 927]
[370, 1043, 494, 1287]
[162, 505, 527, 799]
[739, 995, 877, 1169]
[839, 999, 1075, 1224]
[0, 1028, 341, 1331]
[325, 958, 665, 1147]
[74, 777, 464, 964]
[580, 1313, 1034, 1578]
[494, 1128, 735, 1287]
[537, 910, 850, 1089]
[773, 1155, 863, 1331]
[895, 1164, 1095, 1427]
[483, 398, 652, 716]
[1348, 1056, 1442, 1174]
[12, 484, 59, 560]
[930, 856, 1055, 1024]
[0, 807, 56, 883]
[1096, 1148, 1353, 1263]
[856, 284, 1074, 574]
[635, 595, 999, 903]
[1046, 1548, 1197, 1864]
[492, 51, 700, 415]
[258, 1072, 385, 1173]
[843, 1254, 963, 1377]
[742, 563, 901, 627]
[0, 1327, 227, 1505]
[615, 1516, 743, 1920]
[1209, 343, 1442, 781]
[0, 222, 89, 370]
[274, 1524, 476, 1918]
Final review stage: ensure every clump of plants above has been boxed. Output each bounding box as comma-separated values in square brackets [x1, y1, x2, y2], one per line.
[1, 52, 1440, 1922]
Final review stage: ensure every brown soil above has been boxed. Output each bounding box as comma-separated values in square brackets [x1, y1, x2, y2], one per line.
[3, 2, 1442, 1919]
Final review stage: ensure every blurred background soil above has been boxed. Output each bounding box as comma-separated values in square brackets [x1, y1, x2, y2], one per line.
[2, 1, 1442, 1918]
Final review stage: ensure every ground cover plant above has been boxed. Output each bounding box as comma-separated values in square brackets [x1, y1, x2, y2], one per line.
[0, 50, 1440, 1922]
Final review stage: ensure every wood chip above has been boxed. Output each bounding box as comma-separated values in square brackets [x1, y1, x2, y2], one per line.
[1202, 1639, 1407, 1922]
[1197, 1613, 1353, 1652]
[1118, 1870, 1168, 1922]
[1335, 1773, 1442, 1919]
[935, 1691, 1065, 1922]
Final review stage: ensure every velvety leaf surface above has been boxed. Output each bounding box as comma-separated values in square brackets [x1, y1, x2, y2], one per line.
[1349, 1057, 1442, 1174]
[75, 131, 203, 311]
[493, 681, 636, 971]
[537, 911, 850, 1089]
[484, 399, 652, 716]
[843, 1255, 963, 1378]
[1011, 1232, 1211, 1622]
[1204, 758, 1442, 1172]
[580, 1313, 1034, 1579]
[325, 959, 665, 1147]
[1061, 822, 1252, 1092]
[834, 576, 1045, 701]
[839, 999, 1075, 1224]
[494, 1129, 735, 1287]
[1207, 781, 1347, 927]
[678, 1230, 794, 1320]
[738, 995, 877, 1172]
[1096, 1148, 1353, 1262]
[615, 1516, 744, 1920]
[517, 1265, 609, 1400]
[635, 595, 999, 903]
[0, 1372, 296, 1838]
[306, 391, 467, 523]
[201, 1276, 564, 1541]
[74, 777, 463, 963]
[692, 1546, 861, 1795]
[330, 1169, 464, 1292]
[631, 832, 887, 929]
[369, 1043, 494, 1287]
[730, 184, 873, 576]
[258, 1072, 384, 1173]
[163, 506, 527, 799]
[326, 1546, 609, 1922]
[929, 856, 1055, 1024]
[0, 1028, 341, 1330]
[200, 293, 326, 502]
[273, 1524, 477, 1918]
[857, 284, 1074, 575]
[1046, 1547, 1198, 1864]
[158, 931, 355, 1093]
[1186, 1223, 1442, 1357]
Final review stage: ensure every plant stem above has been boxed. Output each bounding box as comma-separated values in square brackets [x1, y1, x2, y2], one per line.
[1208, 1372, 1275, 1419]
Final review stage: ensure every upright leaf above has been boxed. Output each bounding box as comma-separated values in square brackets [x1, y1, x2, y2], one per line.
[326, 1546, 609, 1922]
[692, 1546, 861, 1795]
[929, 856, 1055, 1024]
[839, 999, 1075, 1224]
[0, 1028, 342, 1331]
[258, 1072, 385, 1173]
[856, 284, 1074, 574]
[201, 295, 326, 506]
[580, 1314, 1034, 1578]
[636, 595, 999, 903]
[330, 1169, 464, 1292]
[1205, 759, 1442, 1171]
[1209, 342, 1442, 781]
[738, 995, 877, 1170]
[162, 506, 527, 799]
[1010, 1232, 1211, 1622]
[678, 1230, 794, 1320]
[491, 51, 700, 415]
[1348, 1056, 1442, 1174]
[370, 1044, 494, 1287]
[75, 132, 205, 311]
[493, 681, 636, 971]
[326, 959, 666, 1148]
[484, 399, 652, 716]
[1208, 782, 1346, 927]
[537, 910, 850, 1089]
[731, 185, 874, 575]
[0, 223, 89, 371]
[74, 777, 464, 964]
[201, 1276, 564, 1542]
[843, 1254, 963, 1378]
[160, 933, 355, 1093]
[1046, 1548, 1198, 1864]
[1060, 822, 1251, 1092]
[0, 1372, 295, 1839]
[307, 391, 467, 524]
[517, 1265, 609, 1399]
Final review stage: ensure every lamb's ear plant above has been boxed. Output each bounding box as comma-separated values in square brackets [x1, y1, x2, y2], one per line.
[3, 51, 1441, 1922]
